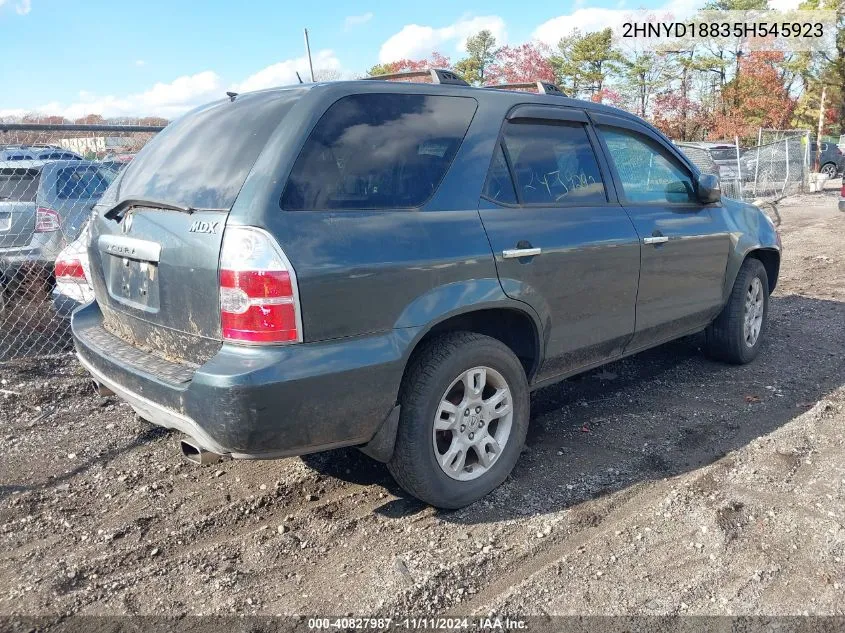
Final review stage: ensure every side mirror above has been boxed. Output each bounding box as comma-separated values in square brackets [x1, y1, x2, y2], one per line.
[697, 173, 721, 203]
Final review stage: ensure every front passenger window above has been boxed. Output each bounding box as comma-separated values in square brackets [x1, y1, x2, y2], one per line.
[599, 127, 695, 204]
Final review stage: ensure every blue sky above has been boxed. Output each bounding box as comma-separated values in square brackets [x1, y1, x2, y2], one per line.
[0, 0, 796, 118]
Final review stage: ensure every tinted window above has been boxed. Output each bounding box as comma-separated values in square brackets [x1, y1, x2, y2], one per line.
[600, 127, 695, 204]
[0, 168, 40, 202]
[119, 92, 301, 209]
[281, 93, 477, 210]
[40, 152, 79, 160]
[502, 122, 605, 205]
[55, 167, 111, 199]
[709, 148, 737, 161]
[482, 143, 517, 205]
[7, 154, 31, 161]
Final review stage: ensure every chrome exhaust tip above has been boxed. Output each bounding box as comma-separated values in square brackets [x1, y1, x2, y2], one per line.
[92, 380, 114, 397]
[180, 439, 222, 466]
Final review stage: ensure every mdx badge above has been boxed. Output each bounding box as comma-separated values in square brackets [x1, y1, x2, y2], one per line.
[189, 220, 220, 234]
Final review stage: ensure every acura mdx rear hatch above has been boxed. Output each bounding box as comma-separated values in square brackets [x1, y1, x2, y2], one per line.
[87, 91, 301, 363]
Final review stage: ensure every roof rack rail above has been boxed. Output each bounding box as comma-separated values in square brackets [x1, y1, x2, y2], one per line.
[363, 68, 470, 87]
[486, 81, 565, 96]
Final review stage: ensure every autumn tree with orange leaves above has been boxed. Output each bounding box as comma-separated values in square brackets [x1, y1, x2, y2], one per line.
[709, 51, 796, 140]
[486, 43, 555, 85]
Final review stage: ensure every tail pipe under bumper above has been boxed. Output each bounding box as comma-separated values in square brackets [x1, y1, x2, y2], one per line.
[179, 439, 223, 466]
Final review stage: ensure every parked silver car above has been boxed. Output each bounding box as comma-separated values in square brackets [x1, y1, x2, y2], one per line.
[0, 145, 83, 162]
[0, 160, 113, 289]
[52, 221, 95, 317]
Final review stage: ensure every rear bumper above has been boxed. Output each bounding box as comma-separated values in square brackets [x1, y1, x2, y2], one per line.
[72, 301, 415, 459]
[1, 232, 63, 268]
[52, 282, 95, 318]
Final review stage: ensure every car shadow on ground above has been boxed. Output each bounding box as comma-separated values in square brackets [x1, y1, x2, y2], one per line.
[302, 294, 845, 523]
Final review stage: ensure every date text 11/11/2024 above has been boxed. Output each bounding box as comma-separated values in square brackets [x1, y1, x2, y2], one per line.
[307, 617, 528, 630]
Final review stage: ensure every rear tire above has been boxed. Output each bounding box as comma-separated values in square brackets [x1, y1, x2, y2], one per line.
[705, 257, 769, 364]
[388, 332, 529, 509]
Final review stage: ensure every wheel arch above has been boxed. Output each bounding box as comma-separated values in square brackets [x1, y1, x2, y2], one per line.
[360, 302, 543, 464]
[401, 305, 544, 387]
[746, 248, 780, 293]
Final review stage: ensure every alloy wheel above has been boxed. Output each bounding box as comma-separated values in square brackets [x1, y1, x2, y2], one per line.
[432, 366, 514, 481]
[743, 277, 764, 347]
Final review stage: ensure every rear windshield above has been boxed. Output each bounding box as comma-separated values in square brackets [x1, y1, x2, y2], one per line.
[281, 93, 477, 210]
[118, 91, 301, 209]
[0, 168, 40, 202]
[55, 166, 113, 199]
[709, 148, 737, 161]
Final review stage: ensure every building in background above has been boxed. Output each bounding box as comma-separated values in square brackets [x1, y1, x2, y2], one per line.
[59, 136, 134, 158]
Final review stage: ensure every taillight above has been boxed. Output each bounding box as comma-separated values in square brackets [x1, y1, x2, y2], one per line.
[35, 207, 60, 232]
[841, 184, 845, 197]
[219, 226, 301, 344]
[55, 257, 85, 281]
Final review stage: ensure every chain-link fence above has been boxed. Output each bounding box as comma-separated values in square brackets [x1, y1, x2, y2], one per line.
[676, 130, 812, 204]
[743, 129, 811, 202]
[0, 123, 162, 362]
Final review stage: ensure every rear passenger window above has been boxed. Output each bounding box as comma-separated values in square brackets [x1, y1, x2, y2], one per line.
[482, 144, 517, 205]
[501, 122, 606, 205]
[599, 127, 695, 204]
[281, 93, 477, 210]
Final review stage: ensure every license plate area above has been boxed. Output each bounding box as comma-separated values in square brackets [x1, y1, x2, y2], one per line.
[104, 255, 160, 312]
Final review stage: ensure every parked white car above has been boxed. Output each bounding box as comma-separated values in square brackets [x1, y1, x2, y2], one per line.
[52, 221, 94, 317]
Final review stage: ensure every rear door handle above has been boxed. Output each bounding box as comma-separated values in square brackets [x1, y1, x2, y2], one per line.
[643, 236, 669, 245]
[502, 247, 542, 259]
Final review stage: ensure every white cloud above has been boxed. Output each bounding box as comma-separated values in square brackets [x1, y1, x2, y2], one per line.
[135, 60, 146, 67]
[2, 50, 345, 120]
[344, 12, 373, 30]
[533, 0, 703, 46]
[534, 0, 808, 48]
[0, 107, 28, 119]
[15, 0, 30, 14]
[22, 71, 222, 119]
[379, 15, 506, 63]
[232, 49, 340, 92]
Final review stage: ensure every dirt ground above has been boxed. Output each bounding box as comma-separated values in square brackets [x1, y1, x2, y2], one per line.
[1, 184, 844, 619]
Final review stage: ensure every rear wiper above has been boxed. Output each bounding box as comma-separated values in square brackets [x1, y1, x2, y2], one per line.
[104, 198, 197, 222]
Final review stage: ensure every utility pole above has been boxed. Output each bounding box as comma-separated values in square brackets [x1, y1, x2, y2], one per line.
[815, 84, 826, 172]
[304, 28, 315, 82]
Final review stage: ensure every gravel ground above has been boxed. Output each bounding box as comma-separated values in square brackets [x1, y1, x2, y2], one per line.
[1, 185, 844, 618]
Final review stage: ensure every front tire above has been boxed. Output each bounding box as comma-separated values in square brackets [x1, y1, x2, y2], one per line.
[388, 332, 530, 509]
[820, 162, 838, 179]
[705, 257, 770, 364]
